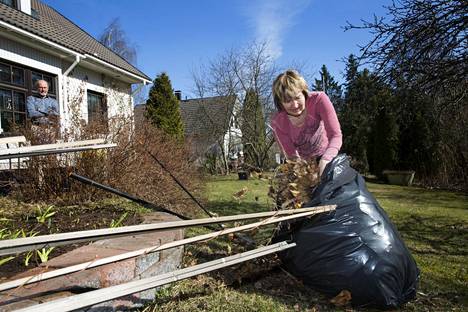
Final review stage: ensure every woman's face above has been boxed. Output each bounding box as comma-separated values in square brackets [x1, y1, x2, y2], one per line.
[282, 91, 306, 117]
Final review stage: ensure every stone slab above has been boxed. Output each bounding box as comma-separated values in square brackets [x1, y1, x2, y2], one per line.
[0, 212, 184, 311]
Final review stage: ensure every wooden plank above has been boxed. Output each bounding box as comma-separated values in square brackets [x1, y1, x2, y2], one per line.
[0, 138, 106, 156]
[0, 143, 117, 161]
[0, 209, 330, 292]
[0, 205, 335, 256]
[15, 242, 295, 312]
[0, 136, 27, 145]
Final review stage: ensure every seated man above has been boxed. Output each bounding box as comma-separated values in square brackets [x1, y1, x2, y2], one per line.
[26, 79, 59, 125]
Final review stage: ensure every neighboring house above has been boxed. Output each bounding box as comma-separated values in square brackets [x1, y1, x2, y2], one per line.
[0, 0, 151, 135]
[179, 95, 242, 163]
[134, 94, 243, 164]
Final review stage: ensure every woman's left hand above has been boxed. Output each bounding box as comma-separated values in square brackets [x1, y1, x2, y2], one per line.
[318, 159, 329, 176]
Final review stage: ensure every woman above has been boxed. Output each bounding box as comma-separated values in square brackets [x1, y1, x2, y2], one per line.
[271, 70, 342, 175]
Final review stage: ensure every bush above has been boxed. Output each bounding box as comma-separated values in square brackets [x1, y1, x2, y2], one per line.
[11, 117, 202, 218]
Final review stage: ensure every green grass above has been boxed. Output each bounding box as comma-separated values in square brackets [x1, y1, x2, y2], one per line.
[145, 175, 467, 311]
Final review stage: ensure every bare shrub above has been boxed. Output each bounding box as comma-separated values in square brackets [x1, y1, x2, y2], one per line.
[12, 116, 202, 218]
[106, 118, 203, 217]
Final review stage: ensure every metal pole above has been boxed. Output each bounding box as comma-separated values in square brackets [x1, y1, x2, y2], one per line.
[145, 149, 214, 218]
[69, 173, 189, 221]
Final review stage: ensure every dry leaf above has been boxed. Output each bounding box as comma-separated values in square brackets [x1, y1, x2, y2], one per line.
[294, 201, 303, 209]
[233, 186, 248, 200]
[290, 190, 301, 197]
[330, 290, 352, 307]
[269, 159, 320, 210]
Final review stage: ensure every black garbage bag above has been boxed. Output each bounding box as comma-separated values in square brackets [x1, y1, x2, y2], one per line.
[273, 154, 419, 309]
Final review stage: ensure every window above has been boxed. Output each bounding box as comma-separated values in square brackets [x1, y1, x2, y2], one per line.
[0, 88, 26, 131]
[0, 63, 24, 86]
[0, 0, 17, 9]
[87, 90, 107, 126]
[0, 59, 57, 132]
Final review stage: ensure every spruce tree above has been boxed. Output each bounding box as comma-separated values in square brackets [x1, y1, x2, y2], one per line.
[312, 65, 343, 111]
[145, 73, 184, 141]
[367, 89, 399, 177]
[341, 66, 380, 172]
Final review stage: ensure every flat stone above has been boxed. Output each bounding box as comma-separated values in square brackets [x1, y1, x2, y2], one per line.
[0, 212, 184, 311]
[42, 245, 128, 268]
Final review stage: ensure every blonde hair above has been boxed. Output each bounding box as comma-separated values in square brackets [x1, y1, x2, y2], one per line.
[272, 70, 309, 111]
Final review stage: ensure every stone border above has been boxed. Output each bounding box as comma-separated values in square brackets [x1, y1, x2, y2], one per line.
[0, 212, 184, 311]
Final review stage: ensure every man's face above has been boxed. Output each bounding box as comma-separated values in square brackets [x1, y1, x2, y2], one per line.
[37, 81, 49, 97]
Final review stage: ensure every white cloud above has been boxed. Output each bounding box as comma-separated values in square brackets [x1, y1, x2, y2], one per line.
[244, 0, 311, 59]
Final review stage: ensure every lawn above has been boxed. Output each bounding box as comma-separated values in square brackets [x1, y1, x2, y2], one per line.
[143, 174, 468, 312]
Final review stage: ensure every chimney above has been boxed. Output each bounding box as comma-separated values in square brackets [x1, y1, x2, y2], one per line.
[18, 0, 32, 15]
[174, 90, 182, 101]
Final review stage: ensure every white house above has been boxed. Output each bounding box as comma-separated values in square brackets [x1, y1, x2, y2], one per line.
[0, 0, 151, 135]
[134, 94, 243, 167]
[179, 95, 243, 164]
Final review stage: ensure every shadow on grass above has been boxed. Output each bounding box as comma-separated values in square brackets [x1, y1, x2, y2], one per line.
[372, 187, 468, 212]
[206, 200, 269, 216]
[394, 213, 468, 307]
[395, 214, 467, 256]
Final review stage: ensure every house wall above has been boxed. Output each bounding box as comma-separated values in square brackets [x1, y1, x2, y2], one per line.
[64, 65, 133, 132]
[0, 36, 133, 135]
[0, 37, 62, 73]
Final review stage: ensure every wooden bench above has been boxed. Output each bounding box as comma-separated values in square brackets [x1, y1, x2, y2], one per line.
[0, 136, 29, 170]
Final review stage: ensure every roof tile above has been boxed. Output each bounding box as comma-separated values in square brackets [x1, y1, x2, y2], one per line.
[0, 0, 150, 80]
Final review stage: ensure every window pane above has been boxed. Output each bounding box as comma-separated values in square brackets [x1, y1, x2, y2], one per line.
[88, 93, 99, 119]
[43, 75, 54, 94]
[0, 0, 14, 8]
[12, 67, 24, 86]
[15, 112, 26, 127]
[13, 91, 26, 111]
[87, 92, 106, 123]
[1, 111, 13, 132]
[0, 89, 12, 111]
[31, 72, 43, 88]
[0, 63, 11, 83]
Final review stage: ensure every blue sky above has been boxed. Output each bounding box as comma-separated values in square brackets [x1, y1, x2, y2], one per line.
[43, 0, 390, 99]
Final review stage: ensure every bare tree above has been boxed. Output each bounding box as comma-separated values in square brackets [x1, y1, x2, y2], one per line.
[99, 18, 137, 65]
[346, 0, 468, 188]
[191, 41, 280, 170]
[99, 18, 146, 105]
[345, 0, 467, 94]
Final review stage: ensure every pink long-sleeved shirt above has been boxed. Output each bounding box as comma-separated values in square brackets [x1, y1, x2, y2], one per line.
[271, 92, 342, 161]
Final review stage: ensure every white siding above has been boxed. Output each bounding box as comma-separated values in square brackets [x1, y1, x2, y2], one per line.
[0, 37, 62, 74]
[64, 66, 132, 133]
[0, 36, 133, 136]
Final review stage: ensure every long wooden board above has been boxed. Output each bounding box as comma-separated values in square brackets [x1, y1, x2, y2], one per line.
[0, 138, 106, 156]
[0, 143, 116, 160]
[0, 209, 330, 291]
[15, 242, 295, 312]
[0, 205, 335, 256]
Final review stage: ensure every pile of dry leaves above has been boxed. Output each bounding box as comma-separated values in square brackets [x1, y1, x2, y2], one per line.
[268, 159, 320, 210]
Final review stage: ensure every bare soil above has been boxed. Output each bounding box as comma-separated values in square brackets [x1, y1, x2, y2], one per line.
[0, 203, 142, 281]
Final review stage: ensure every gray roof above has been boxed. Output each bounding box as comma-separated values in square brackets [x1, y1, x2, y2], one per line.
[180, 95, 236, 138]
[0, 0, 150, 80]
